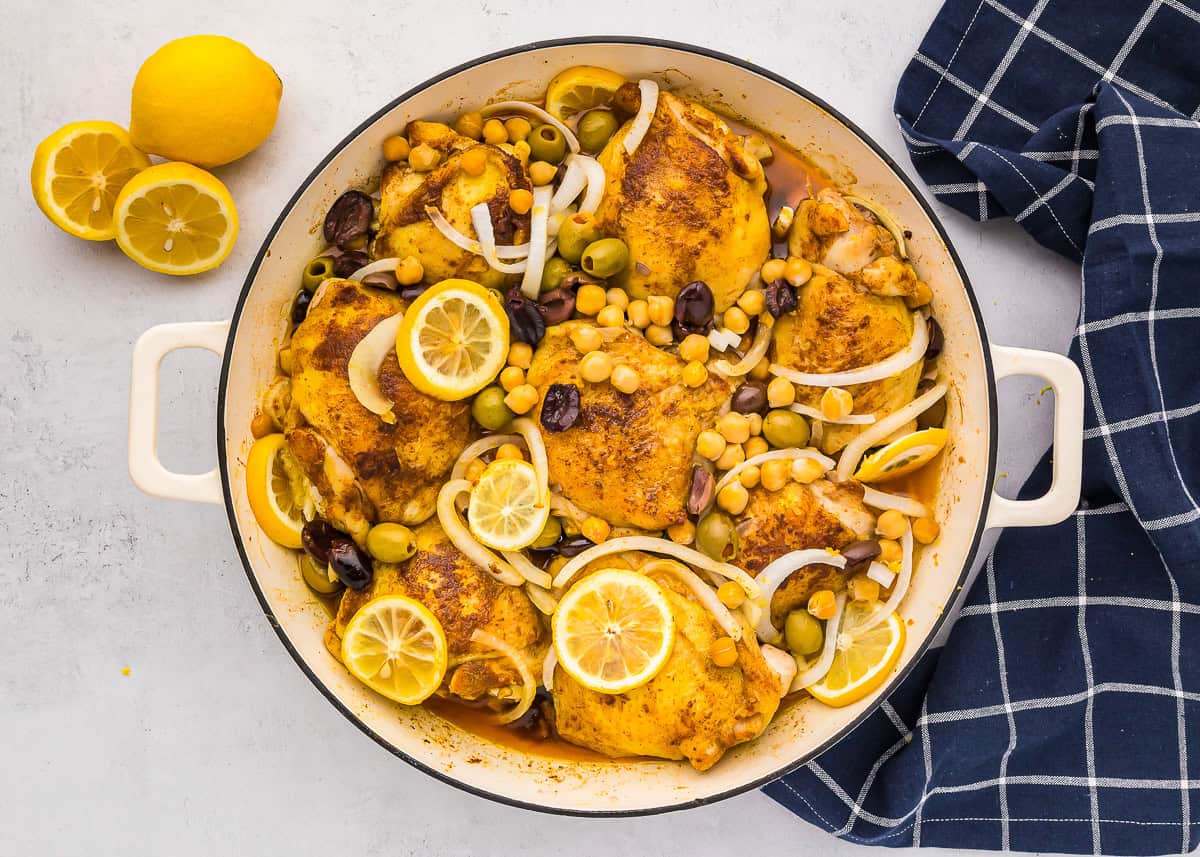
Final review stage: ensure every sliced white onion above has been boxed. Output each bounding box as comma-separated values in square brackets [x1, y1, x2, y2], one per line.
[482, 101, 580, 153]
[643, 559, 742, 640]
[550, 156, 588, 213]
[623, 79, 659, 156]
[754, 549, 847, 642]
[862, 486, 931, 519]
[711, 314, 774, 377]
[348, 258, 401, 281]
[519, 187, 552, 298]
[866, 561, 896, 588]
[526, 582, 558, 616]
[451, 434, 523, 480]
[769, 313, 927, 388]
[859, 524, 913, 633]
[437, 479, 523, 586]
[511, 418, 549, 503]
[836, 381, 948, 482]
[347, 312, 404, 422]
[542, 646, 558, 691]
[844, 194, 908, 260]
[712, 448, 836, 500]
[791, 591, 847, 691]
[575, 156, 607, 214]
[761, 644, 798, 696]
[788, 402, 877, 425]
[425, 205, 530, 259]
[551, 536, 760, 602]
[502, 550, 553, 589]
[471, 203, 528, 274]
[470, 628, 535, 723]
[708, 327, 742, 352]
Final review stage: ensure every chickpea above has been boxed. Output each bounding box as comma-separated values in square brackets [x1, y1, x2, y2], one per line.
[714, 442, 745, 472]
[250, 413, 275, 438]
[760, 258, 787, 282]
[606, 288, 629, 310]
[791, 457, 824, 484]
[570, 326, 603, 355]
[666, 519, 696, 544]
[408, 143, 441, 172]
[511, 139, 532, 165]
[717, 412, 751, 445]
[679, 333, 710, 364]
[766, 376, 795, 409]
[499, 366, 526, 392]
[807, 589, 837, 620]
[645, 324, 674, 347]
[495, 443, 524, 461]
[464, 458, 486, 482]
[696, 430, 727, 462]
[647, 295, 674, 327]
[575, 284, 607, 316]
[878, 538, 903, 564]
[876, 509, 908, 540]
[717, 482, 750, 515]
[821, 387, 854, 421]
[723, 307, 750, 335]
[504, 116, 532, 142]
[482, 118, 508, 144]
[460, 147, 488, 177]
[596, 305, 625, 328]
[627, 299, 651, 329]
[737, 290, 765, 316]
[749, 358, 772, 381]
[503, 384, 539, 415]
[528, 160, 557, 186]
[579, 350, 614, 383]
[738, 464, 761, 489]
[508, 188, 534, 215]
[508, 342, 533, 369]
[382, 135, 410, 162]
[395, 256, 424, 286]
[682, 361, 709, 387]
[611, 365, 640, 394]
[455, 111, 484, 140]
[717, 581, 745, 610]
[709, 636, 739, 668]
[581, 516, 611, 544]
[848, 575, 881, 602]
[785, 256, 813, 287]
[913, 516, 941, 544]
[760, 459, 790, 491]
[744, 436, 769, 459]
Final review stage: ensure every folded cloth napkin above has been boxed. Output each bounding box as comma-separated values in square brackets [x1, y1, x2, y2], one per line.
[764, 2, 1200, 853]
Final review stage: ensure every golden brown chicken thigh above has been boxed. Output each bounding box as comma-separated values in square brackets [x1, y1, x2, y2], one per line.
[527, 322, 730, 530]
[594, 87, 771, 312]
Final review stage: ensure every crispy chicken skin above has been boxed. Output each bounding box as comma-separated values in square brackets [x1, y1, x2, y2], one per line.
[527, 322, 730, 530]
[372, 121, 530, 290]
[329, 520, 545, 701]
[552, 553, 781, 770]
[595, 87, 771, 312]
[287, 279, 473, 532]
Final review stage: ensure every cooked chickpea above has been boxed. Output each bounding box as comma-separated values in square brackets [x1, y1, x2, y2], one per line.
[682, 361, 709, 387]
[766, 376, 796, 409]
[610, 365, 640, 394]
[906, 280, 934, 309]
[575, 284, 607, 316]
[749, 358, 772, 381]
[737, 290, 765, 316]
[508, 341, 533, 369]
[717, 412, 751, 445]
[528, 160, 557, 186]
[709, 636, 739, 668]
[679, 333, 710, 364]
[878, 538, 903, 564]
[747, 413, 763, 436]
[606, 288, 629, 310]
[738, 464, 761, 489]
[715, 442, 746, 472]
[460, 146, 488, 177]
[408, 143, 441, 172]
[760, 257, 787, 283]
[455, 111, 484, 139]
[382, 135, 410, 162]
[722, 307, 750, 335]
[464, 458, 486, 482]
[791, 457, 824, 483]
[570, 325, 603, 355]
[647, 296, 674, 327]
[717, 581, 746, 609]
[744, 436, 769, 458]
[482, 118, 508, 144]
[504, 116, 532, 142]
[395, 255, 424, 286]
[508, 188, 534, 215]
[626, 299, 651, 329]
[760, 459, 790, 491]
[495, 443, 524, 461]
[807, 589, 837, 620]
[876, 509, 908, 540]
[821, 387, 854, 421]
[579, 350, 614, 383]
[849, 575, 881, 602]
[666, 519, 696, 544]
[499, 366, 526, 392]
[511, 139, 531, 165]
[581, 516, 611, 544]
[596, 305, 625, 328]
[717, 482, 750, 515]
[645, 324, 674, 347]
[913, 516, 941, 544]
[250, 413, 275, 438]
[697, 430, 727, 461]
[503, 384, 539, 415]
[785, 256, 813, 287]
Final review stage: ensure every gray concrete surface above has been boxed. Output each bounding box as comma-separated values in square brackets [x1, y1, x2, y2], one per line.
[3, 0, 1079, 853]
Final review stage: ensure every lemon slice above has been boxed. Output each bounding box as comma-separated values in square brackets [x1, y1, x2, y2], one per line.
[396, 278, 510, 400]
[545, 66, 627, 119]
[245, 433, 307, 548]
[807, 600, 906, 707]
[853, 427, 949, 483]
[553, 569, 675, 694]
[114, 161, 239, 275]
[341, 595, 449, 705]
[467, 458, 549, 551]
[31, 121, 152, 241]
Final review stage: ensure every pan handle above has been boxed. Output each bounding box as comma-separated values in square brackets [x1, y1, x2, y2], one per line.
[128, 320, 231, 504]
[985, 344, 1084, 529]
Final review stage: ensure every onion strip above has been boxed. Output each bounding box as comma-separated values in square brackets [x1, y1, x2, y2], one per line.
[470, 629, 535, 724]
[712, 448, 835, 500]
[788, 402, 877, 425]
[836, 381, 948, 481]
[424, 205, 530, 258]
[859, 524, 913, 634]
[862, 486, 931, 519]
[754, 549, 847, 642]
[769, 313, 927, 388]
[866, 561, 896, 588]
[623, 79, 659, 155]
[348, 258, 400, 281]
[542, 647, 558, 692]
[711, 314, 774, 377]
[437, 480, 523, 586]
[482, 101, 580, 153]
[791, 591, 847, 691]
[511, 418, 550, 503]
[471, 203, 528, 274]
[550, 156, 588, 213]
[502, 550, 553, 589]
[575, 156, 607, 214]
[643, 559, 743, 640]
[519, 187, 552, 298]
[526, 582, 558, 616]
[845, 194, 908, 260]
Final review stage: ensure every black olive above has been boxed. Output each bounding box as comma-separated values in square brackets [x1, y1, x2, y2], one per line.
[399, 282, 429, 302]
[332, 250, 369, 278]
[558, 536, 595, 557]
[505, 288, 546, 345]
[323, 190, 374, 247]
[291, 290, 312, 325]
[731, 382, 768, 414]
[541, 383, 581, 433]
[674, 281, 715, 331]
[329, 538, 374, 590]
[537, 288, 576, 326]
[360, 271, 399, 290]
[687, 465, 716, 516]
[925, 317, 944, 359]
[763, 280, 798, 318]
[302, 520, 341, 565]
[841, 539, 882, 571]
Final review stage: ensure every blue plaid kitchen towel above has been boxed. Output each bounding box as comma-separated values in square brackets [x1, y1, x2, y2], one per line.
[764, 1, 1200, 853]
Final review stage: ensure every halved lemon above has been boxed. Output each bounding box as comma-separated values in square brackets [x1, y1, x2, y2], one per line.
[553, 569, 675, 694]
[114, 161, 239, 275]
[396, 278, 510, 401]
[31, 121, 151, 240]
[467, 458, 549, 551]
[807, 600, 906, 707]
[545, 65, 627, 119]
[341, 595, 449, 705]
[853, 427, 949, 483]
[245, 433, 307, 549]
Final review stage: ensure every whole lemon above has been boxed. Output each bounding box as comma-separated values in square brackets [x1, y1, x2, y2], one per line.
[130, 35, 281, 167]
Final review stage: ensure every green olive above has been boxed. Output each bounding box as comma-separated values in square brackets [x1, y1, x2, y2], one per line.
[696, 512, 738, 562]
[784, 610, 825, 656]
[541, 256, 573, 293]
[557, 213, 604, 264]
[580, 238, 630, 279]
[301, 256, 336, 292]
[763, 409, 811, 449]
[299, 553, 343, 595]
[532, 516, 563, 549]
[366, 523, 417, 563]
[578, 110, 619, 153]
[527, 124, 568, 164]
[471, 386, 514, 431]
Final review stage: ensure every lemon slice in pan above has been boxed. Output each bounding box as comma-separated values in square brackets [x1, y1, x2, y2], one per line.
[545, 66, 626, 119]
[807, 600, 905, 707]
[245, 433, 306, 549]
[342, 595, 448, 705]
[467, 458, 549, 551]
[853, 428, 949, 483]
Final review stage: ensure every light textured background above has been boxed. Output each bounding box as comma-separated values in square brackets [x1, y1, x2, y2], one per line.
[2, 1, 1080, 854]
